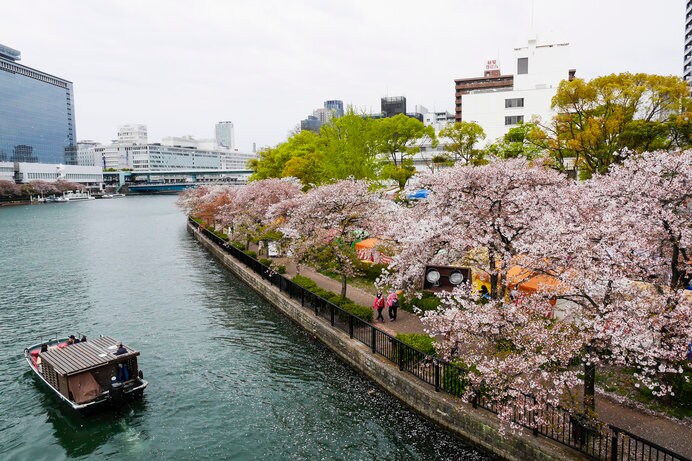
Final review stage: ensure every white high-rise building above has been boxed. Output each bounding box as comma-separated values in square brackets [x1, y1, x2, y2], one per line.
[215, 121, 235, 150]
[117, 124, 148, 145]
[461, 37, 574, 143]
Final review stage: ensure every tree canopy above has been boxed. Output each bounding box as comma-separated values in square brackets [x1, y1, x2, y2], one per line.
[248, 112, 435, 190]
[530, 73, 692, 176]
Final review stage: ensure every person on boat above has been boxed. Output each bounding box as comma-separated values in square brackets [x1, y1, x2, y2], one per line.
[67, 335, 76, 345]
[80, 335, 87, 342]
[114, 343, 127, 355]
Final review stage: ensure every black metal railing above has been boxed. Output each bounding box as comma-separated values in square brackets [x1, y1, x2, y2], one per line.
[189, 218, 689, 461]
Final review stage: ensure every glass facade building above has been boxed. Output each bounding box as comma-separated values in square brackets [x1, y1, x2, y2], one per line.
[0, 45, 77, 165]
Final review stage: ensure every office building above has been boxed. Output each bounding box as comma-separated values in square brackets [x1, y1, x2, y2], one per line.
[86, 123, 255, 171]
[324, 100, 344, 118]
[0, 43, 76, 164]
[460, 37, 575, 142]
[454, 60, 514, 123]
[381, 96, 407, 117]
[0, 43, 102, 185]
[215, 121, 235, 150]
[300, 100, 344, 132]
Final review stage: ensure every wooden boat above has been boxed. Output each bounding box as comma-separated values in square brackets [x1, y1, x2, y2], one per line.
[24, 335, 148, 412]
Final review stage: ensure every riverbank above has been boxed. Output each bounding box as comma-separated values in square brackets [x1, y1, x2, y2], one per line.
[189, 220, 592, 461]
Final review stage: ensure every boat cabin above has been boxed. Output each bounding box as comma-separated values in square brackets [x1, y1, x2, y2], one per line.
[37, 336, 140, 404]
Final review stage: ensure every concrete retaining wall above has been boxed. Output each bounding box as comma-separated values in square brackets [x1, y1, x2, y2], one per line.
[189, 222, 587, 461]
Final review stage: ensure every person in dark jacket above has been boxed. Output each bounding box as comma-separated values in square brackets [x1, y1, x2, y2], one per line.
[114, 343, 127, 355]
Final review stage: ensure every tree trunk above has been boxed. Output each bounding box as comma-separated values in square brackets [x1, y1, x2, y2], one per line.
[341, 274, 348, 300]
[583, 359, 596, 413]
[489, 251, 498, 299]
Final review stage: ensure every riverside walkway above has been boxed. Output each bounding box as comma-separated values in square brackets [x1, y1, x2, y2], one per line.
[278, 259, 692, 459]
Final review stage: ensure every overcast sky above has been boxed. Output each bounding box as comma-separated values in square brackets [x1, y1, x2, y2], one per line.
[1, 1, 685, 151]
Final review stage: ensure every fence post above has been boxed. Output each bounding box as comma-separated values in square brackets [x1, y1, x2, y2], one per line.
[314, 298, 319, 316]
[330, 303, 335, 326]
[434, 360, 440, 392]
[398, 341, 403, 371]
[371, 327, 376, 353]
[301, 289, 304, 306]
[610, 427, 619, 461]
[349, 315, 354, 338]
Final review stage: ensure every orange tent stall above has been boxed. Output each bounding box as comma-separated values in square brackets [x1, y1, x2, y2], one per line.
[355, 238, 392, 264]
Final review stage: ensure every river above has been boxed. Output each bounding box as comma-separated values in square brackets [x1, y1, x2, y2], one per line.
[0, 195, 488, 460]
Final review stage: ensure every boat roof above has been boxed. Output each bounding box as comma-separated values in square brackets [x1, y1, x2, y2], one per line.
[40, 336, 139, 376]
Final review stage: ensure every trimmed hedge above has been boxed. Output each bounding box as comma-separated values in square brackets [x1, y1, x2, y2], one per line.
[400, 291, 441, 313]
[293, 274, 373, 322]
[396, 333, 436, 356]
[244, 250, 257, 259]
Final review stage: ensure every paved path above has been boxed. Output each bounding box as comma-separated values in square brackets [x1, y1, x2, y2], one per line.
[277, 257, 692, 459]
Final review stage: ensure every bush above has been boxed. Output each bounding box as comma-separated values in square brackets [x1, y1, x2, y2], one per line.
[275, 265, 286, 275]
[259, 258, 272, 267]
[400, 291, 441, 313]
[244, 250, 257, 259]
[357, 262, 388, 282]
[397, 333, 436, 356]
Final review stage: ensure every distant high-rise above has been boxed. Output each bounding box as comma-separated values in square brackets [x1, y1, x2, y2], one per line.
[117, 124, 148, 145]
[0, 42, 77, 164]
[215, 121, 235, 150]
[381, 96, 406, 117]
[685, 1, 692, 84]
[324, 100, 344, 118]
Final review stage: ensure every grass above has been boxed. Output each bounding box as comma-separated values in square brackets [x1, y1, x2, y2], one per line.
[595, 365, 692, 419]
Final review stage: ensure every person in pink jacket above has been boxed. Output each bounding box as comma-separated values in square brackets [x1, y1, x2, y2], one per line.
[387, 291, 399, 321]
[373, 291, 385, 322]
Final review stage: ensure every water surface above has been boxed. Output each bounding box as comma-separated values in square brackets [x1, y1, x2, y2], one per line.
[0, 196, 488, 460]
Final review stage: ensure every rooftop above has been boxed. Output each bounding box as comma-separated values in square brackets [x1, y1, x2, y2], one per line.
[41, 335, 138, 376]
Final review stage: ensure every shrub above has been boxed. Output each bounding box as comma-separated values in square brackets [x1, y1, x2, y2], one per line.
[400, 291, 441, 313]
[259, 258, 272, 267]
[244, 250, 257, 259]
[397, 333, 436, 356]
[275, 265, 286, 275]
[357, 262, 388, 282]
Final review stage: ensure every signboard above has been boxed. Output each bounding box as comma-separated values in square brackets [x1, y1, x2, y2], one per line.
[423, 265, 471, 292]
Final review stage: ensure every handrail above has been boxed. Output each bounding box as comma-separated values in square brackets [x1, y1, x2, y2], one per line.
[189, 217, 690, 461]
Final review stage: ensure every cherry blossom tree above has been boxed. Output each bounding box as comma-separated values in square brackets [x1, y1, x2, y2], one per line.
[383, 159, 568, 300]
[216, 178, 302, 250]
[177, 185, 236, 229]
[275, 179, 396, 299]
[0, 180, 20, 198]
[519, 150, 692, 412]
[28, 180, 58, 198]
[390, 154, 691, 424]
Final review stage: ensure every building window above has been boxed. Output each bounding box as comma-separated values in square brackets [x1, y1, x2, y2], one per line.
[517, 57, 528, 75]
[505, 115, 524, 126]
[505, 98, 524, 108]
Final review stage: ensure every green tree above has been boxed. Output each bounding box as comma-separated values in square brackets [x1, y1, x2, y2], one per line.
[438, 121, 486, 165]
[487, 123, 544, 160]
[371, 114, 436, 189]
[319, 112, 380, 181]
[248, 130, 324, 183]
[533, 73, 690, 176]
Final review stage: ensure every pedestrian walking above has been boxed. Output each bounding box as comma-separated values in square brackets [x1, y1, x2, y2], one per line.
[373, 291, 385, 322]
[387, 291, 400, 321]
